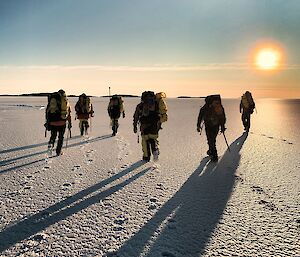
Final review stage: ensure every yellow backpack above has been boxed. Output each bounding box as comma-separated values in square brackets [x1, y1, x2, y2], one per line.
[156, 92, 168, 123]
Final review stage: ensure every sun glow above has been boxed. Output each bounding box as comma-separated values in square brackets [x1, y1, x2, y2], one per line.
[255, 48, 281, 70]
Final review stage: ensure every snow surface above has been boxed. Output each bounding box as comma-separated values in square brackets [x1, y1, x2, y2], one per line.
[0, 97, 299, 257]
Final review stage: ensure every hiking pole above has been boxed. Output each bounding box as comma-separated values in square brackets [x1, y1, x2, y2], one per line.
[222, 132, 231, 152]
[65, 128, 70, 149]
[45, 128, 47, 138]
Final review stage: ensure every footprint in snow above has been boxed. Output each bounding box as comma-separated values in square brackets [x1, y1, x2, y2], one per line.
[148, 203, 157, 211]
[72, 165, 81, 171]
[259, 199, 277, 211]
[156, 183, 165, 190]
[251, 185, 264, 193]
[161, 252, 176, 257]
[43, 166, 51, 170]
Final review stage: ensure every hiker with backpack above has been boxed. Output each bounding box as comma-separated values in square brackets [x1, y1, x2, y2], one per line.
[107, 95, 125, 136]
[133, 91, 168, 162]
[197, 95, 226, 162]
[240, 91, 255, 132]
[45, 89, 72, 156]
[75, 93, 94, 136]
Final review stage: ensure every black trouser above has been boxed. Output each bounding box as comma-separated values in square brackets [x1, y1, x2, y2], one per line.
[242, 111, 251, 130]
[205, 125, 219, 157]
[48, 125, 66, 155]
[111, 118, 119, 135]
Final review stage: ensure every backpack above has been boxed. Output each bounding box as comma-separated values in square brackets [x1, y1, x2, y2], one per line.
[46, 91, 69, 122]
[156, 92, 168, 123]
[108, 95, 123, 118]
[241, 91, 255, 112]
[75, 94, 92, 114]
[204, 94, 225, 126]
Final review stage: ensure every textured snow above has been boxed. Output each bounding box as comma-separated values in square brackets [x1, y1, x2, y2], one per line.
[0, 97, 299, 257]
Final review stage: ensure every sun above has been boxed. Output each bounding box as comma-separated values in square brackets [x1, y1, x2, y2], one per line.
[255, 48, 281, 70]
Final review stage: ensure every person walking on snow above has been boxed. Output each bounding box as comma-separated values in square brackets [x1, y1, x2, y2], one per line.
[107, 95, 125, 136]
[240, 91, 255, 132]
[45, 89, 72, 156]
[133, 91, 168, 162]
[197, 95, 226, 162]
[75, 93, 94, 136]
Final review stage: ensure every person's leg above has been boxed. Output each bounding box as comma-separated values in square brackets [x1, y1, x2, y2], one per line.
[149, 134, 159, 160]
[112, 119, 117, 136]
[242, 112, 247, 130]
[84, 120, 89, 135]
[48, 127, 57, 148]
[141, 134, 151, 161]
[79, 120, 84, 136]
[246, 112, 251, 131]
[206, 126, 218, 160]
[56, 125, 66, 155]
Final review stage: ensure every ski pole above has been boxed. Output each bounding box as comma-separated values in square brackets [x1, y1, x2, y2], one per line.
[69, 128, 72, 138]
[199, 122, 204, 135]
[65, 129, 70, 149]
[90, 117, 92, 133]
[222, 132, 231, 152]
[45, 128, 47, 138]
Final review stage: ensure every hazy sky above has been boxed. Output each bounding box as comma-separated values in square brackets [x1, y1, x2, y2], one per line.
[0, 0, 299, 97]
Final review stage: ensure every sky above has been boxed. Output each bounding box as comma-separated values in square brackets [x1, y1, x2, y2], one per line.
[0, 0, 299, 98]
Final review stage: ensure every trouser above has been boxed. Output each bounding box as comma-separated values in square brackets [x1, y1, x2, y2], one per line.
[111, 118, 119, 135]
[79, 119, 89, 136]
[141, 134, 159, 158]
[48, 125, 66, 155]
[205, 125, 219, 157]
[242, 111, 251, 130]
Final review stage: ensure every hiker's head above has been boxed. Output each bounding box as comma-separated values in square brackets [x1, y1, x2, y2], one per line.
[141, 91, 155, 102]
[58, 89, 65, 96]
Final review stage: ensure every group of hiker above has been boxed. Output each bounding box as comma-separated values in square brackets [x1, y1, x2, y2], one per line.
[44, 89, 255, 162]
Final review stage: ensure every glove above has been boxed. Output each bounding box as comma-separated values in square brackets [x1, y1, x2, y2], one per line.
[220, 125, 226, 133]
[44, 122, 50, 131]
[122, 112, 125, 118]
[68, 122, 72, 130]
[197, 127, 201, 132]
[133, 126, 137, 134]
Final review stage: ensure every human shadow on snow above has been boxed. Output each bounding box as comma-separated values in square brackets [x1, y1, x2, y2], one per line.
[0, 135, 81, 155]
[0, 134, 112, 173]
[0, 160, 148, 252]
[115, 132, 248, 257]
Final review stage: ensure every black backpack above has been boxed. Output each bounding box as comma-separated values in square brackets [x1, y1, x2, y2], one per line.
[108, 95, 122, 118]
[139, 91, 159, 124]
[46, 92, 62, 122]
[204, 95, 225, 127]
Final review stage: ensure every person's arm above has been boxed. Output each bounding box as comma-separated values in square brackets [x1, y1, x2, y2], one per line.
[220, 107, 226, 132]
[133, 105, 140, 133]
[197, 106, 205, 130]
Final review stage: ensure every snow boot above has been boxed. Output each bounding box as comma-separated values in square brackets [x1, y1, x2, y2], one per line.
[143, 156, 150, 162]
[153, 149, 159, 161]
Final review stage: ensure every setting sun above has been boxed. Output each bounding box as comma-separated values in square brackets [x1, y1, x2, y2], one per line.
[255, 48, 281, 70]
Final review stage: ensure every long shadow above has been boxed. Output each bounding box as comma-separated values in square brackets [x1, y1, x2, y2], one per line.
[0, 134, 112, 173]
[0, 161, 148, 252]
[0, 135, 82, 154]
[115, 132, 248, 257]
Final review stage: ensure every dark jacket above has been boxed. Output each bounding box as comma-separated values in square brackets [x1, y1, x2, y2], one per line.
[133, 102, 160, 135]
[197, 104, 226, 129]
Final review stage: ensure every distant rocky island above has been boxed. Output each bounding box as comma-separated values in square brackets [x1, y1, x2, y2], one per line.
[177, 96, 205, 98]
[101, 94, 139, 98]
[0, 93, 139, 98]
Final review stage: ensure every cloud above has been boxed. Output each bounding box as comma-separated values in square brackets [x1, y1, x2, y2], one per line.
[1, 63, 300, 72]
